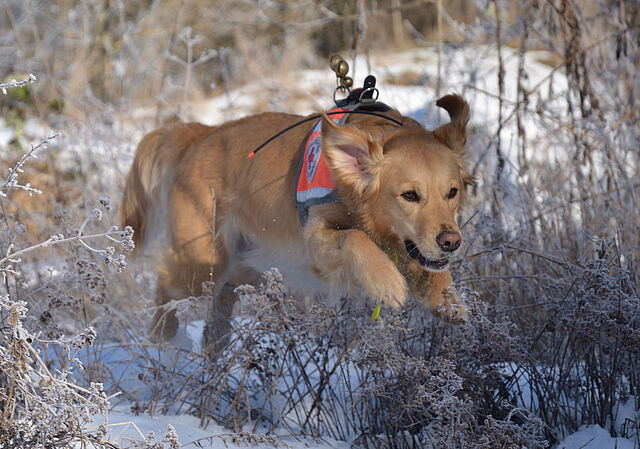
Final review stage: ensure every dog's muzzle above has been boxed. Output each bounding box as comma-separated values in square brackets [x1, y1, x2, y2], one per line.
[404, 240, 449, 271]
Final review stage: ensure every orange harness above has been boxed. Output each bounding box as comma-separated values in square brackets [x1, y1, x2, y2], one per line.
[294, 107, 349, 224]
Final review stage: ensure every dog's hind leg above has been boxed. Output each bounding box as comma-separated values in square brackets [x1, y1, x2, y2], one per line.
[201, 230, 244, 351]
[150, 231, 240, 344]
[149, 178, 240, 343]
[149, 251, 182, 342]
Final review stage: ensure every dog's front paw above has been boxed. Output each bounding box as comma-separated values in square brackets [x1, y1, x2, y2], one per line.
[431, 285, 468, 324]
[361, 259, 407, 309]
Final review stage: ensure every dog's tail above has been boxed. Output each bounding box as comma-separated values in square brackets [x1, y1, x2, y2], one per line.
[121, 122, 212, 255]
[121, 128, 171, 255]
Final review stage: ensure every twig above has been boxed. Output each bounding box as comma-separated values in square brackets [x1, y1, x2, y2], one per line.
[613, 104, 638, 130]
[0, 230, 124, 269]
[210, 187, 217, 281]
[0, 74, 36, 95]
[301, 337, 358, 429]
[525, 32, 617, 98]
[155, 0, 185, 126]
[0, 370, 16, 428]
[492, 0, 505, 187]
[436, 0, 442, 101]
[0, 133, 60, 196]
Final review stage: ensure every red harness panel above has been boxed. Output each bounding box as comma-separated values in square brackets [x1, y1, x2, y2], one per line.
[294, 108, 348, 224]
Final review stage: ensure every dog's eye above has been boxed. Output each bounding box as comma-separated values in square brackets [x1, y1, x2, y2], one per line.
[448, 188, 458, 199]
[401, 190, 419, 202]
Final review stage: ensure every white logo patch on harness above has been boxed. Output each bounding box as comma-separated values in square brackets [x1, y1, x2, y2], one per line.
[305, 136, 322, 184]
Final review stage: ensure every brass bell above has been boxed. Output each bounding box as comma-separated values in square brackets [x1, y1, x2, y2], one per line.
[330, 54, 349, 78]
[330, 54, 344, 71]
[336, 60, 349, 78]
[342, 76, 353, 88]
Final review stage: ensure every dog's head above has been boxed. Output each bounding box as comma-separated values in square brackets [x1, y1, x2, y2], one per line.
[322, 94, 472, 272]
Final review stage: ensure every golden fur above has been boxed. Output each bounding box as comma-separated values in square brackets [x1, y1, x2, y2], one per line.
[121, 95, 472, 341]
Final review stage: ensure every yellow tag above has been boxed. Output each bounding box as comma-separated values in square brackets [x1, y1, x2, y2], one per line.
[371, 304, 381, 321]
[394, 252, 399, 266]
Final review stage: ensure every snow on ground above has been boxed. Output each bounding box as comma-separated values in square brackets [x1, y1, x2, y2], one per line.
[93, 405, 353, 449]
[557, 425, 637, 449]
[97, 404, 637, 448]
[556, 397, 640, 449]
[92, 321, 638, 448]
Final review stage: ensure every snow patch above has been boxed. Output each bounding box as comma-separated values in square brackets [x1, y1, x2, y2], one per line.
[94, 405, 354, 448]
[557, 425, 637, 449]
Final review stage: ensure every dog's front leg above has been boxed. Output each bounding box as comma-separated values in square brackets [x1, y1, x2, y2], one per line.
[304, 217, 407, 308]
[407, 268, 467, 323]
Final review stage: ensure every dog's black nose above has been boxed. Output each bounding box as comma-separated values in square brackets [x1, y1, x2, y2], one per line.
[437, 231, 461, 252]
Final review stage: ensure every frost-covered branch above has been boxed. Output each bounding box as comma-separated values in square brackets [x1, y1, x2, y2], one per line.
[0, 197, 135, 280]
[0, 133, 60, 197]
[0, 226, 134, 272]
[0, 74, 36, 95]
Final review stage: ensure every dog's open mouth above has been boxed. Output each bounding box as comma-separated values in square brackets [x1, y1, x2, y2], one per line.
[404, 240, 449, 270]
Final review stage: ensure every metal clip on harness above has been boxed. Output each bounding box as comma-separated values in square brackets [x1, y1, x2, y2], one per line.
[247, 55, 397, 158]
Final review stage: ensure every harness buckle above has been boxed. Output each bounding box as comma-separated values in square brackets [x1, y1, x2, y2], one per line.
[358, 87, 379, 104]
[358, 75, 378, 103]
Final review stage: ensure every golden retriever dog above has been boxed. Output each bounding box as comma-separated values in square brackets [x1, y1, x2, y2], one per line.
[121, 94, 472, 342]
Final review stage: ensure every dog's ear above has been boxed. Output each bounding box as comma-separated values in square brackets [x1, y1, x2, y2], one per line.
[433, 94, 470, 154]
[321, 113, 382, 197]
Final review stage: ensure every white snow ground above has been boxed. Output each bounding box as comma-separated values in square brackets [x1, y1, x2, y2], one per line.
[92, 406, 352, 449]
[96, 406, 638, 449]
[556, 425, 637, 449]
